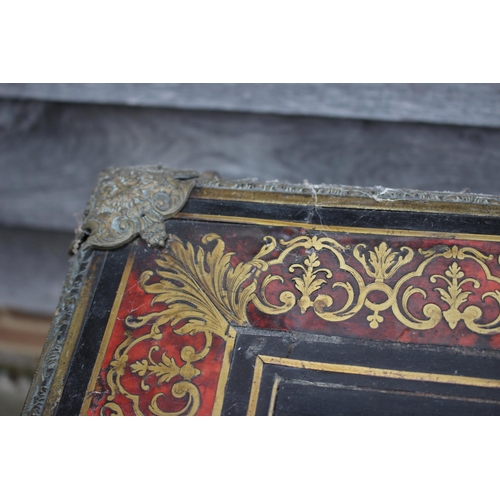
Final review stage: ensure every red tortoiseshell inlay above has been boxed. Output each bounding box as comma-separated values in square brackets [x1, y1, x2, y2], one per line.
[86, 243, 226, 416]
[85, 220, 500, 415]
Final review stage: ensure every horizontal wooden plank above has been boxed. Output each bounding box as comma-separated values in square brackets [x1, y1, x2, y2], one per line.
[1, 83, 500, 128]
[0, 309, 50, 369]
[0, 371, 31, 416]
[0, 226, 73, 314]
[2, 99, 500, 233]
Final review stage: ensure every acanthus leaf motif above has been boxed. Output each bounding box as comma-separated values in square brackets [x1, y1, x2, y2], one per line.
[97, 232, 500, 417]
[100, 233, 266, 416]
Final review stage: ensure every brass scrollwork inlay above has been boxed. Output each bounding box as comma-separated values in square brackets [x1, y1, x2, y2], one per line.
[101, 231, 500, 416]
[100, 233, 275, 416]
[253, 236, 500, 335]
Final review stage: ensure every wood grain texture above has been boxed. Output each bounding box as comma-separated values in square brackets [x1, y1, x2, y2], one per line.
[1, 84, 500, 128]
[2, 99, 500, 232]
[0, 226, 73, 314]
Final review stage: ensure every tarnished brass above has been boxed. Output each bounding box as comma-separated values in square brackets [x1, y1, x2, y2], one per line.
[78, 165, 500, 252]
[24, 166, 500, 416]
[79, 166, 199, 250]
[22, 249, 97, 416]
[193, 179, 500, 217]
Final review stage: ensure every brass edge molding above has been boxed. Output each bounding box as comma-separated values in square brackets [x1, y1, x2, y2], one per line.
[194, 179, 500, 216]
[78, 166, 200, 251]
[42, 253, 106, 415]
[76, 165, 500, 254]
[22, 248, 95, 416]
[246, 355, 500, 416]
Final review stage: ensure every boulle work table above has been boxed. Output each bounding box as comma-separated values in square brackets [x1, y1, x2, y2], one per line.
[23, 166, 500, 415]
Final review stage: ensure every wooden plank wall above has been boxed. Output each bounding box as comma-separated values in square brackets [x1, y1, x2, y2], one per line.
[1, 83, 500, 316]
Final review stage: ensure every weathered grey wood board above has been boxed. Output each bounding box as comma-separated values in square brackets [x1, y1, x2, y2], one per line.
[2, 84, 500, 316]
[1, 83, 500, 128]
[2, 99, 500, 233]
[0, 226, 72, 314]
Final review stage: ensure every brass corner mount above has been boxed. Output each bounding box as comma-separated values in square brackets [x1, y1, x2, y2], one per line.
[76, 166, 199, 251]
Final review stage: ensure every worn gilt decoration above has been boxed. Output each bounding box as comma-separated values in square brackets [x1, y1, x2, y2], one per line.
[24, 166, 500, 416]
[84, 229, 500, 416]
[79, 166, 199, 250]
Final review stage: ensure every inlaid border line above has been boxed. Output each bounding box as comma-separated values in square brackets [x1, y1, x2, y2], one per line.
[246, 355, 500, 416]
[79, 243, 136, 415]
[176, 213, 500, 243]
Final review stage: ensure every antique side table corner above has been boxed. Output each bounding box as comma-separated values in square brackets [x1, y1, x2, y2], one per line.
[22, 165, 500, 415]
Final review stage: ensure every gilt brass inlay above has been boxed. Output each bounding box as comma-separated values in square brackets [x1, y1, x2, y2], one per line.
[246, 355, 500, 416]
[252, 236, 500, 335]
[84, 230, 500, 416]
